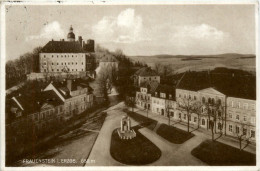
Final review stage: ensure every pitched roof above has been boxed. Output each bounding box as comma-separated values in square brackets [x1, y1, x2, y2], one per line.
[135, 67, 158, 77]
[177, 69, 256, 100]
[140, 80, 159, 94]
[41, 40, 85, 53]
[13, 89, 63, 115]
[154, 84, 176, 100]
[52, 78, 93, 99]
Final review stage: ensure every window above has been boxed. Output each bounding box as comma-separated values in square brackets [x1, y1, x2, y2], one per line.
[236, 114, 239, 120]
[52, 69, 54, 71]
[231, 101, 234, 107]
[72, 62, 73, 65]
[189, 95, 191, 99]
[169, 94, 172, 99]
[72, 69, 74, 71]
[217, 99, 221, 105]
[229, 125, 233, 132]
[229, 113, 232, 118]
[82, 62, 84, 65]
[72, 55, 73, 57]
[65, 62, 66, 65]
[243, 128, 247, 135]
[57, 62, 59, 65]
[43, 62, 47, 65]
[189, 116, 191, 121]
[179, 94, 181, 98]
[57, 55, 59, 57]
[250, 130, 255, 138]
[243, 103, 248, 109]
[194, 96, 197, 100]
[44, 69, 47, 72]
[61, 63, 63, 65]
[202, 97, 206, 103]
[44, 55, 46, 58]
[52, 55, 54, 58]
[243, 116, 247, 121]
[76, 62, 77, 65]
[52, 63, 54, 65]
[202, 119, 205, 125]
[235, 126, 240, 134]
[179, 113, 181, 119]
[170, 112, 174, 117]
[57, 69, 59, 72]
[237, 102, 241, 108]
[194, 117, 197, 122]
[251, 104, 255, 110]
[184, 114, 186, 120]
[184, 94, 187, 98]
[68, 62, 70, 65]
[82, 69, 83, 71]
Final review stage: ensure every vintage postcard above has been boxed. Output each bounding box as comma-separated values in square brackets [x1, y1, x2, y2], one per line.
[1, 0, 258, 171]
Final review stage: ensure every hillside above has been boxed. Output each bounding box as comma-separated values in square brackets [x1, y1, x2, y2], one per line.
[128, 53, 255, 74]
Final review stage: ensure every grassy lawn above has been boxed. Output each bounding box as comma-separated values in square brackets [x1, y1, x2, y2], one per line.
[123, 109, 158, 130]
[110, 126, 161, 165]
[156, 123, 194, 144]
[191, 140, 256, 166]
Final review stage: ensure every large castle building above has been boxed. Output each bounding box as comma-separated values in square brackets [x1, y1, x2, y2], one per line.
[39, 26, 95, 73]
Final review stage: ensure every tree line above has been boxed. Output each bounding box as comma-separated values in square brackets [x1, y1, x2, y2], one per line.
[6, 47, 42, 89]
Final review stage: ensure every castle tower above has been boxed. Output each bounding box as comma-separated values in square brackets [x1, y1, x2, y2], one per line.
[67, 25, 75, 41]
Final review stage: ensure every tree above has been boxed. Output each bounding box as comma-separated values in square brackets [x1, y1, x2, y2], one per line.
[125, 95, 136, 112]
[177, 96, 195, 133]
[165, 100, 174, 126]
[193, 101, 204, 129]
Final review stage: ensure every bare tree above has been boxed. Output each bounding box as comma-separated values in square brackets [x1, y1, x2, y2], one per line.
[165, 99, 174, 126]
[177, 96, 195, 133]
[193, 101, 204, 129]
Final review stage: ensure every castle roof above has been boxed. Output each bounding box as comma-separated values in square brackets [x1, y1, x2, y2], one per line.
[41, 40, 85, 53]
[135, 67, 158, 77]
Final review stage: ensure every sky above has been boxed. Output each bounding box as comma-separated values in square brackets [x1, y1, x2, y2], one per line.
[5, 4, 256, 61]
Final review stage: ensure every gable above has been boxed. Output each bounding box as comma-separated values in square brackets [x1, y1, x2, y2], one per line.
[198, 87, 225, 96]
[44, 83, 65, 102]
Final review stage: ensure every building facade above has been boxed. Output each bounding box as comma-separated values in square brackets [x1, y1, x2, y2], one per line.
[136, 81, 159, 110]
[39, 26, 95, 74]
[226, 97, 256, 141]
[133, 67, 160, 86]
[152, 84, 176, 117]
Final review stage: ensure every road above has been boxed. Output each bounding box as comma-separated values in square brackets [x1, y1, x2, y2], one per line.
[85, 102, 207, 166]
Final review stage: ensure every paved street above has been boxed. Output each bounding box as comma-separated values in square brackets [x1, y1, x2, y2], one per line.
[86, 103, 207, 166]
[133, 107, 256, 154]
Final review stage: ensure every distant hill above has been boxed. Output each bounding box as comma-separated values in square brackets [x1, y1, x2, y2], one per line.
[127, 53, 256, 74]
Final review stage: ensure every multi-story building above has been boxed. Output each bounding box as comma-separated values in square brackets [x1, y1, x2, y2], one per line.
[175, 70, 256, 141]
[97, 53, 119, 72]
[151, 84, 176, 117]
[133, 67, 160, 86]
[39, 26, 95, 74]
[136, 81, 159, 110]
[6, 90, 64, 136]
[226, 97, 256, 141]
[44, 78, 94, 120]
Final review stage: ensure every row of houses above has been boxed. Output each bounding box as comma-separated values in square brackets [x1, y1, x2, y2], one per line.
[134, 67, 256, 141]
[6, 78, 94, 137]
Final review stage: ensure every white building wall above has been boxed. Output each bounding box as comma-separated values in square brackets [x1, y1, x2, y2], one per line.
[40, 53, 86, 73]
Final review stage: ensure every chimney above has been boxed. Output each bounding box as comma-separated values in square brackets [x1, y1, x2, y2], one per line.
[78, 36, 83, 47]
[82, 41, 85, 48]
[67, 79, 72, 92]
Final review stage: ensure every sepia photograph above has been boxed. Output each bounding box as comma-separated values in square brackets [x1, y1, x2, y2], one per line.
[1, 1, 258, 170]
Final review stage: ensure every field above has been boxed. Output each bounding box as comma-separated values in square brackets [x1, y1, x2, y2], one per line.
[128, 53, 255, 74]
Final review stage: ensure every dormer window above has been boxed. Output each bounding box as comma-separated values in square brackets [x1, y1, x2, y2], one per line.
[169, 94, 172, 99]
